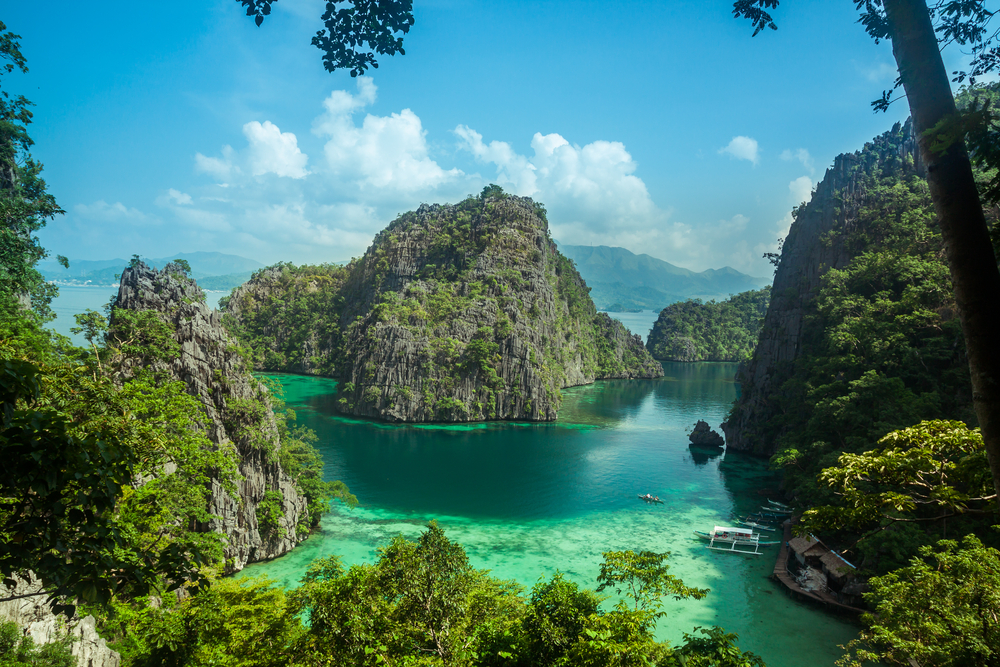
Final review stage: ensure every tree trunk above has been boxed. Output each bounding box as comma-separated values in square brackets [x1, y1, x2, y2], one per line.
[883, 0, 1000, 510]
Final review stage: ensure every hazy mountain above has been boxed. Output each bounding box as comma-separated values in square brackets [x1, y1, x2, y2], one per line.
[558, 245, 769, 311]
[41, 252, 265, 286]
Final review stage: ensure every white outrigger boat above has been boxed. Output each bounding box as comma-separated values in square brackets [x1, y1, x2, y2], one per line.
[694, 525, 781, 555]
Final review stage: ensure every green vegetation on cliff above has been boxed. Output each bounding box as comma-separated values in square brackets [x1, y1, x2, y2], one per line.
[646, 287, 770, 362]
[220, 263, 350, 376]
[224, 187, 662, 423]
[723, 120, 1000, 584]
[750, 172, 978, 516]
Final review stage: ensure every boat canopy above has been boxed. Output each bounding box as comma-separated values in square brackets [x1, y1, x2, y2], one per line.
[713, 526, 754, 538]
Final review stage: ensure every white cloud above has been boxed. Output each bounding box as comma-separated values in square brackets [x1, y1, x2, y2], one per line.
[754, 176, 816, 264]
[456, 127, 664, 241]
[243, 121, 309, 179]
[164, 80, 789, 271]
[315, 78, 460, 192]
[855, 59, 897, 83]
[171, 206, 233, 233]
[716, 213, 749, 235]
[74, 200, 150, 223]
[453, 125, 537, 195]
[780, 148, 814, 173]
[195, 145, 239, 182]
[789, 175, 813, 206]
[195, 120, 309, 182]
[165, 188, 192, 205]
[719, 136, 759, 165]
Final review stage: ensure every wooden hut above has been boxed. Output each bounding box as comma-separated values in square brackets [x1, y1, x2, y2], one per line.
[788, 535, 825, 565]
[819, 550, 856, 588]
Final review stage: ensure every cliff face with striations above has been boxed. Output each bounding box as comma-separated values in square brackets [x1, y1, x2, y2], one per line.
[225, 193, 662, 422]
[0, 575, 119, 667]
[723, 121, 924, 456]
[113, 263, 307, 569]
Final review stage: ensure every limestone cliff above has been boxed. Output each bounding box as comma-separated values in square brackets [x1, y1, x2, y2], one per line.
[225, 193, 662, 422]
[0, 575, 119, 667]
[722, 120, 924, 455]
[112, 262, 307, 569]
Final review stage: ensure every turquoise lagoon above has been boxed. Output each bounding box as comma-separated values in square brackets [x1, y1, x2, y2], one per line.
[243, 364, 862, 666]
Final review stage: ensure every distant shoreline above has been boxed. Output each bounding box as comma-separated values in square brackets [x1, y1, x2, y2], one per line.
[51, 282, 228, 293]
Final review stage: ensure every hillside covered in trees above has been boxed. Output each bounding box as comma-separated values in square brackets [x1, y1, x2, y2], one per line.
[645, 288, 770, 362]
[222, 189, 662, 423]
[723, 115, 1000, 583]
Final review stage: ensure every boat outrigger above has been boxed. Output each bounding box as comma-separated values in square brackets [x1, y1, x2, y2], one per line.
[638, 494, 664, 504]
[695, 525, 780, 555]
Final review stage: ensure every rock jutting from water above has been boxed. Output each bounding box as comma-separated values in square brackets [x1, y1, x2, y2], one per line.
[112, 262, 308, 569]
[223, 191, 663, 422]
[688, 420, 724, 447]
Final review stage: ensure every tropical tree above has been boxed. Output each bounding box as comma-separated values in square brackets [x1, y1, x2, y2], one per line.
[0, 21, 63, 319]
[733, 0, 1000, 510]
[237, 0, 415, 77]
[838, 533, 1000, 667]
[800, 421, 997, 571]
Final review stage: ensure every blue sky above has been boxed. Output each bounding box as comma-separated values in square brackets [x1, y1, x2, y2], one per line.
[6, 0, 959, 275]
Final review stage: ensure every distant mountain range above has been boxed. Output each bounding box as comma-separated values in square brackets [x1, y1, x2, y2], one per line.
[558, 245, 769, 311]
[42, 246, 767, 307]
[40, 251, 266, 291]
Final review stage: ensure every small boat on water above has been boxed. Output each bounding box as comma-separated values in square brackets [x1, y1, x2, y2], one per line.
[761, 505, 791, 515]
[638, 494, 664, 504]
[735, 519, 776, 532]
[767, 499, 791, 510]
[695, 525, 780, 555]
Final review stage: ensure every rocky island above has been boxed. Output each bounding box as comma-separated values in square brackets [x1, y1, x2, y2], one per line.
[646, 287, 770, 362]
[113, 261, 314, 568]
[688, 420, 724, 448]
[223, 190, 663, 422]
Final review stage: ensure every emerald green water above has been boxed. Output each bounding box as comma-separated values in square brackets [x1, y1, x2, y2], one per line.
[242, 364, 861, 666]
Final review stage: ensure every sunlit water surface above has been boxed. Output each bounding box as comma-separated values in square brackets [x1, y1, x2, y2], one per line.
[243, 365, 861, 666]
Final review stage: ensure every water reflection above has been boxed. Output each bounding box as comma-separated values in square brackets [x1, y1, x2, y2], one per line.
[688, 444, 723, 466]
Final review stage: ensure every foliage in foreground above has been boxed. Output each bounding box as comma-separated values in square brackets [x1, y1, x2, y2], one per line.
[1, 276, 346, 614]
[801, 420, 996, 568]
[838, 532, 1000, 667]
[0, 619, 74, 667]
[0, 310, 236, 613]
[97, 523, 764, 667]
